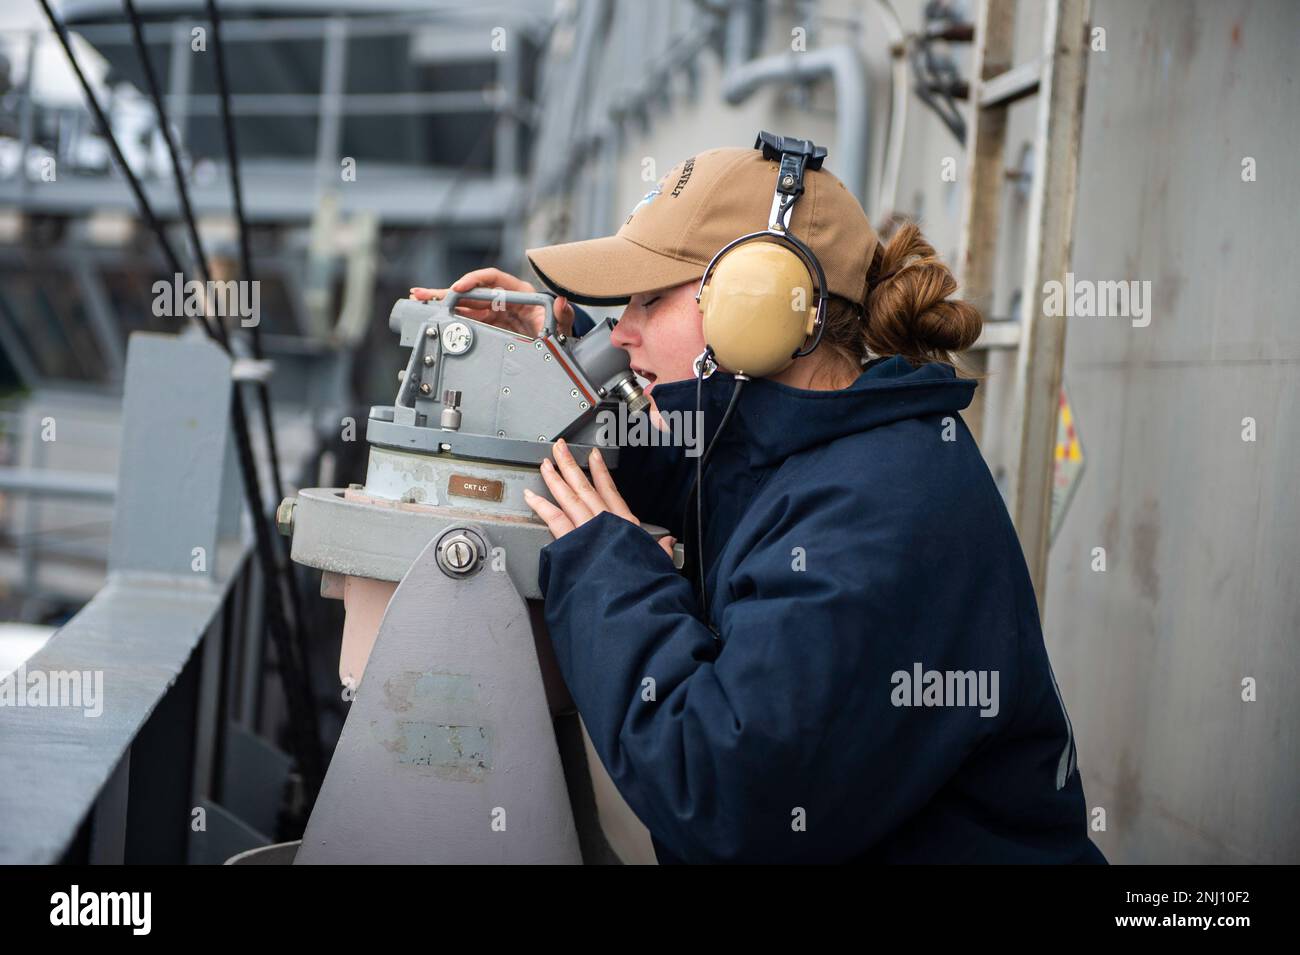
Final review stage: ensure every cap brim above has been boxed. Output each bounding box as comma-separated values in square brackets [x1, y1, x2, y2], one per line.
[526, 235, 705, 306]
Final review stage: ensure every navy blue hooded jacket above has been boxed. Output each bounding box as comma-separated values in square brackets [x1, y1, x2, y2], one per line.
[538, 314, 1104, 864]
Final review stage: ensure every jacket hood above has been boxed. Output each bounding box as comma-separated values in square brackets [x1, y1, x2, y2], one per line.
[645, 355, 977, 468]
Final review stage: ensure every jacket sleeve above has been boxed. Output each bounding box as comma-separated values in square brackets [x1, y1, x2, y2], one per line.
[536, 488, 1008, 863]
[571, 304, 596, 337]
[607, 439, 693, 534]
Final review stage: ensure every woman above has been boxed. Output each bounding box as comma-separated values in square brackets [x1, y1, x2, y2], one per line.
[412, 145, 1104, 864]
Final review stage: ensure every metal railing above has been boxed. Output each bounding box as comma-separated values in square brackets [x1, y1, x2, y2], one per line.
[0, 332, 278, 863]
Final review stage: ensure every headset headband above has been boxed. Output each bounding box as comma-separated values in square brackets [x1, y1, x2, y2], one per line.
[755, 132, 830, 359]
[755, 132, 827, 233]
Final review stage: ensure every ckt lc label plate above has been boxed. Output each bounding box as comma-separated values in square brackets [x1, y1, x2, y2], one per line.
[448, 474, 504, 503]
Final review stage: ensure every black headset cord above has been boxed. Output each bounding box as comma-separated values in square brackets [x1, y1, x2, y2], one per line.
[682, 354, 746, 636]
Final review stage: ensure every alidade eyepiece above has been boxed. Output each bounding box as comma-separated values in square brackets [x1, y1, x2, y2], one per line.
[611, 373, 650, 415]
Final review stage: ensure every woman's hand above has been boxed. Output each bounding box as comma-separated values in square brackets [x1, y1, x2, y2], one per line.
[410, 267, 575, 339]
[524, 438, 676, 561]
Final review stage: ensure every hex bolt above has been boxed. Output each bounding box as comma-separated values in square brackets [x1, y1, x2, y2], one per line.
[425, 327, 436, 338]
[423, 355, 434, 366]
[276, 497, 296, 536]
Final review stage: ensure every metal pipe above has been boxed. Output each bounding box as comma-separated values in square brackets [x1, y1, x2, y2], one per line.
[720, 45, 870, 203]
[0, 468, 117, 500]
[871, 0, 909, 219]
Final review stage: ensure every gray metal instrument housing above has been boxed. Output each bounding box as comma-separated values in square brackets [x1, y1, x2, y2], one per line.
[368, 289, 645, 466]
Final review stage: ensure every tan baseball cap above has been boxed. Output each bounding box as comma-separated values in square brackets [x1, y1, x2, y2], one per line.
[525, 145, 878, 307]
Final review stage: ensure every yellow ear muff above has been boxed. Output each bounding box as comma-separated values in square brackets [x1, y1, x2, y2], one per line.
[698, 242, 817, 378]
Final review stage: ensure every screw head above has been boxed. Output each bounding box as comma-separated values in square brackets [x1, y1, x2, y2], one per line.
[570, 389, 579, 397]
[435, 529, 486, 579]
[425, 327, 436, 338]
[502, 386, 510, 395]
[445, 539, 473, 570]
[397, 369, 406, 381]
[419, 383, 432, 395]
[423, 355, 434, 366]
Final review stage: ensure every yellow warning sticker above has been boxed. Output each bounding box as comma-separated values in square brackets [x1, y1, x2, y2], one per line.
[1051, 385, 1085, 542]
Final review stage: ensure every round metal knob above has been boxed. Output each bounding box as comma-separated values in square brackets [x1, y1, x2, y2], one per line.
[435, 528, 486, 578]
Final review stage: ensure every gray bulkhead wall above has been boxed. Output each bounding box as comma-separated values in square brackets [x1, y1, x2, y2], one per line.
[1045, 0, 1299, 864]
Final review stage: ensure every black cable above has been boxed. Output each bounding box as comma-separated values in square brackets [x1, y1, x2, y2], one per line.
[40, 0, 324, 800]
[695, 367, 705, 625]
[205, 0, 291, 503]
[679, 353, 745, 635]
[122, 3, 211, 287]
[201, 0, 315, 698]
[910, 28, 966, 144]
[119, 0, 321, 800]
[34, 0, 187, 283]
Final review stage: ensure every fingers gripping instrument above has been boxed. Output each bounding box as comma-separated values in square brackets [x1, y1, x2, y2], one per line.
[371, 288, 648, 465]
